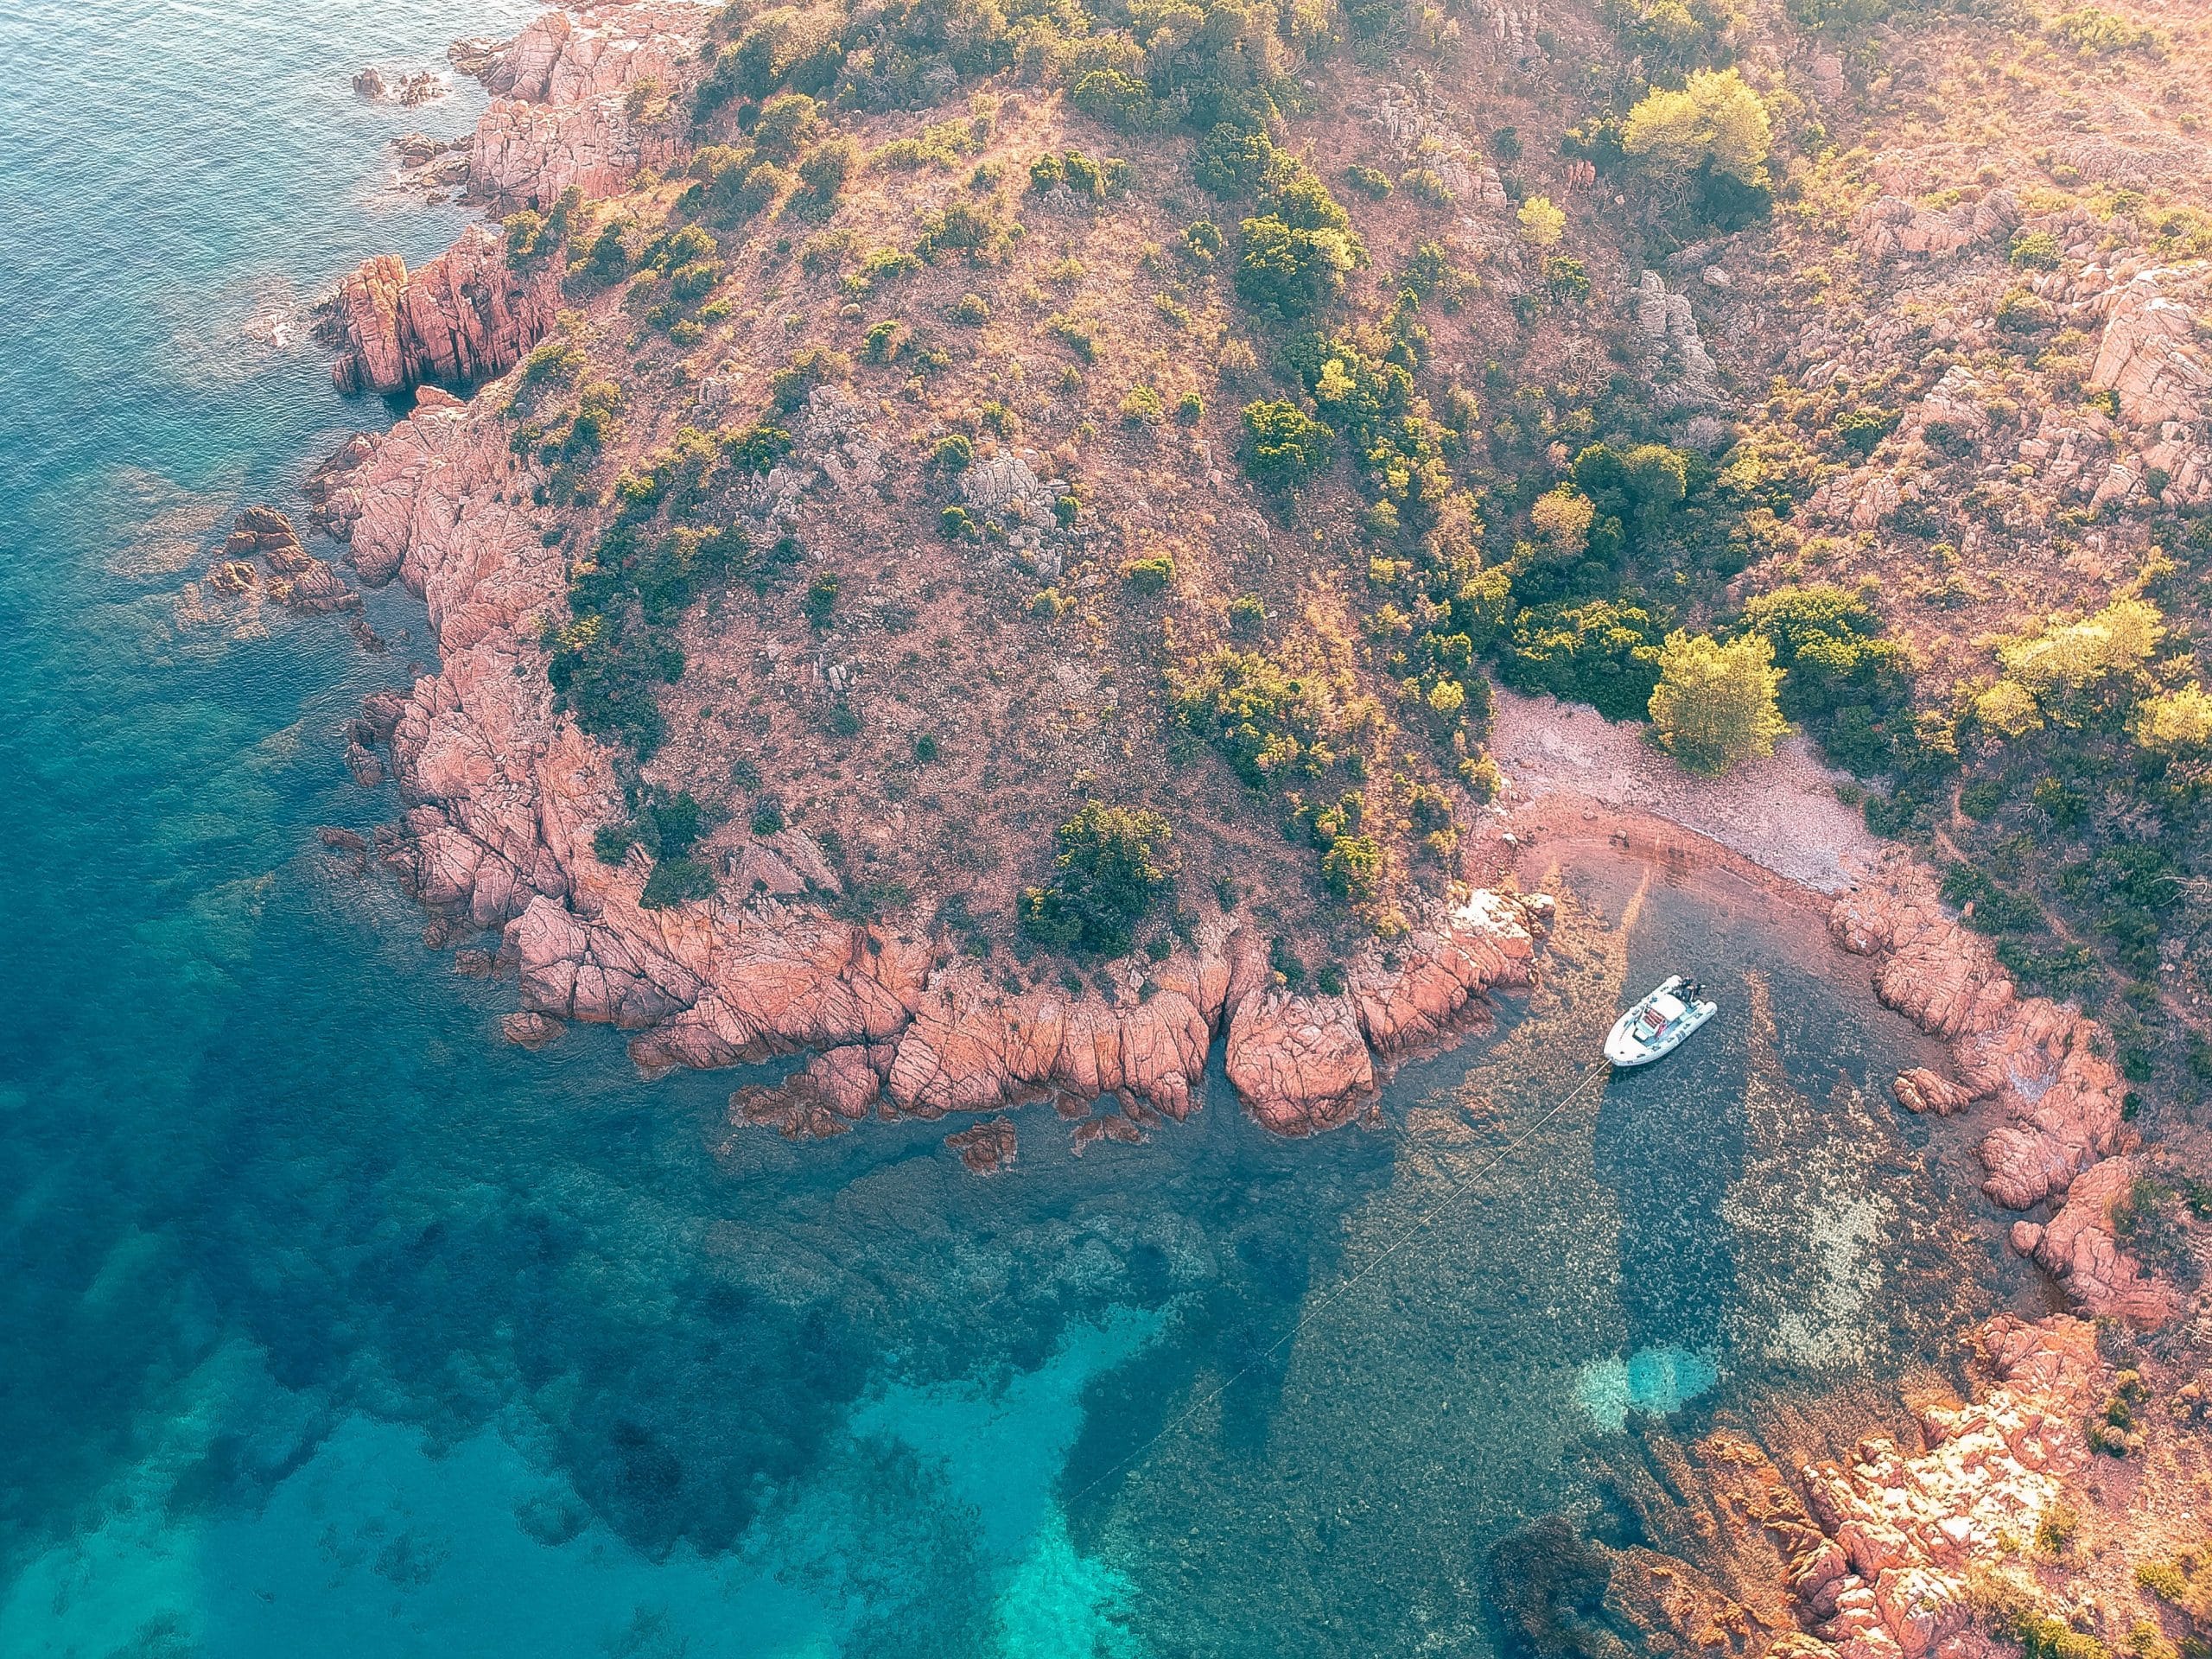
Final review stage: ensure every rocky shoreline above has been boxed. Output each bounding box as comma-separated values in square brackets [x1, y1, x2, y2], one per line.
[264, 6, 2199, 1653]
[313, 385, 1552, 1154]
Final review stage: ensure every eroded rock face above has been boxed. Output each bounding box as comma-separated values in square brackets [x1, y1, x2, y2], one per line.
[1635, 270, 1723, 410]
[346, 392, 1550, 1150]
[2031, 1155, 2183, 1325]
[1789, 1316, 2102, 1659]
[460, 3, 713, 205]
[324, 225, 562, 397]
[1830, 861, 2124, 1212]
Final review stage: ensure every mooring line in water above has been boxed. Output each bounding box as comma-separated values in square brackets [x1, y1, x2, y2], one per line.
[1068, 1058, 1615, 1504]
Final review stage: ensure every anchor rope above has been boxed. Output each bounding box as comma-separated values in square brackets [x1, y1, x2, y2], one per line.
[1066, 1056, 1616, 1505]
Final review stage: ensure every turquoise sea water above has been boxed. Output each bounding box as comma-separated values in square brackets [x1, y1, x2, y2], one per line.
[0, 5, 2021, 1654]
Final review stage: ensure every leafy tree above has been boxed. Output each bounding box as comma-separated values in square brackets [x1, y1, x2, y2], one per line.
[1621, 68, 1772, 185]
[2133, 683, 2212, 753]
[1516, 195, 1566, 247]
[1649, 630, 1788, 773]
[1527, 486, 1596, 563]
[1018, 803, 1179, 957]
[1241, 401, 1333, 493]
[1999, 598, 2163, 696]
[1236, 215, 1362, 316]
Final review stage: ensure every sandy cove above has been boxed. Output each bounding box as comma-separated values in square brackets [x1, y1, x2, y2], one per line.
[314, 385, 2164, 1659]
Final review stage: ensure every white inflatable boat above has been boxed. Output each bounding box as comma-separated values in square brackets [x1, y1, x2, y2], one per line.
[1605, 976, 1717, 1067]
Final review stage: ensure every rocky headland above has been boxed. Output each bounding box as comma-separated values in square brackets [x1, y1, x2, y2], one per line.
[315, 387, 1550, 1150]
[261, 0, 2212, 1650]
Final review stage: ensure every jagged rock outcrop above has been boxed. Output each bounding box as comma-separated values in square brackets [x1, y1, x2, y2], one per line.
[1831, 861, 2126, 1214]
[301, 432, 378, 540]
[1635, 270, 1722, 410]
[1787, 1315, 2104, 1659]
[334, 392, 1552, 1148]
[1352, 83, 1510, 212]
[213, 505, 358, 613]
[323, 225, 562, 397]
[460, 3, 712, 205]
[946, 1117, 1018, 1174]
[2026, 1155, 2182, 1325]
[1849, 189, 2017, 263]
[2088, 268, 2212, 431]
[354, 66, 446, 105]
[1891, 1066, 1977, 1116]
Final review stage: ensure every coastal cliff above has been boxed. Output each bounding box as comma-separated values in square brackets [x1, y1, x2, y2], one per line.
[281, 0, 2212, 1649]
[318, 391, 1549, 1143]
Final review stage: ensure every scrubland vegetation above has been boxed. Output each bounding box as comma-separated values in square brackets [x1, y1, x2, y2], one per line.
[474, 0, 2212, 1104]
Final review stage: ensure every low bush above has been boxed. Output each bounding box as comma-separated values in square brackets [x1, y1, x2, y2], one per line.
[1019, 803, 1179, 957]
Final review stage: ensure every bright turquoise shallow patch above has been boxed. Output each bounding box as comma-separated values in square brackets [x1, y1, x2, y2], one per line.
[1575, 1346, 1723, 1433]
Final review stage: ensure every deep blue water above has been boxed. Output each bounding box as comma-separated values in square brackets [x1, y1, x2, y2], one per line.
[0, 5, 2019, 1654]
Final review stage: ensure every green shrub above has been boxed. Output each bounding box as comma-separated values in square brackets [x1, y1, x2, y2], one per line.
[1321, 833, 1385, 904]
[1019, 802, 1178, 957]
[1047, 313, 1102, 362]
[722, 423, 794, 474]
[1121, 384, 1166, 426]
[1397, 167, 1455, 207]
[1499, 600, 1667, 721]
[580, 224, 631, 285]
[1176, 389, 1205, 426]
[802, 573, 840, 628]
[863, 319, 905, 361]
[1738, 584, 1914, 774]
[931, 433, 976, 471]
[2049, 6, 2166, 54]
[640, 855, 716, 910]
[953, 291, 991, 325]
[1241, 400, 1333, 493]
[2011, 229, 2063, 270]
[798, 136, 859, 200]
[1344, 163, 1393, 198]
[1236, 214, 1363, 317]
[1070, 68, 1155, 130]
[1169, 646, 1356, 785]
[1122, 555, 1175, 593]
[1837, 406, 1900, 454]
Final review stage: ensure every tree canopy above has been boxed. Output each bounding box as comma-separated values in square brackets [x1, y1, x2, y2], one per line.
[1621, 68, 1772, 184]
[1649, 630, 1788, 772]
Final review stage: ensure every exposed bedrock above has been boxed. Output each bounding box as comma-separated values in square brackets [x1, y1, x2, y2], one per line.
[322, 225, 561, 397]
[1783, 1316, 2107, 1659]
[456, 3, 715, 206]
[321, 394, 1552, 1141]
[1831, 860, 2172, 1325]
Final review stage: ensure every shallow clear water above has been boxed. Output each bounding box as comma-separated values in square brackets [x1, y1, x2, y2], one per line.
[0, 8, 2020, 1654]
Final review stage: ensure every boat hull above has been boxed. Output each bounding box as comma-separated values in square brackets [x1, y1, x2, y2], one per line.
[1605, 987, 1718, 1066]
